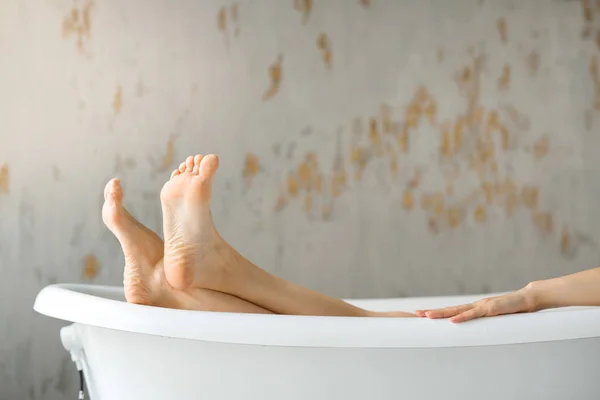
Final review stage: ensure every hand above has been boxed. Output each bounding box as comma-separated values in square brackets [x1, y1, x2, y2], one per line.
[415, 288, 537, 323]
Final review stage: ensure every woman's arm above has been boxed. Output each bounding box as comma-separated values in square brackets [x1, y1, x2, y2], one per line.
[530, 267, 600, 309]
[415, 267, 600, 323]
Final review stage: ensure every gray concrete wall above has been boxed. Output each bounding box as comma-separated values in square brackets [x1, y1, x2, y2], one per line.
[2, 0, 600, 398]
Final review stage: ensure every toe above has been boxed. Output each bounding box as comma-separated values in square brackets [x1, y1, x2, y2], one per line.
[198, 154, 219, 180]
[185, 156, 194, 172]
[178, 162, 186, 173]
[104, 178, 116, 200]
[192, 154, 204, 175]
[171, 169, 180, 179]
[104, 178, 123, 204]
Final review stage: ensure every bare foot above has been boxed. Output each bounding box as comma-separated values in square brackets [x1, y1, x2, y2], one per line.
[103, 178, 272, 314]
[160, 154, 231, 291]
[160, 155, 415, 318]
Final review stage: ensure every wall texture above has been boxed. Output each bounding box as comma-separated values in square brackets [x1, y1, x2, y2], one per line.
[2, 0, 600, 398]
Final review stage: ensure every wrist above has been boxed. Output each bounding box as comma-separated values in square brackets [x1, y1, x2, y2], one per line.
[521, 281, 546, 312]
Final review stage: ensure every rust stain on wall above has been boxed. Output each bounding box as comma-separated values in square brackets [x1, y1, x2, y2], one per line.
[62, 1, 94, 52]
[497, 65, 511, 90]
[351, 145, 369, 181]
[408, 169, 421, 189]
[360, 0, 371, 7]
[304, 193, 312, 213]
[83, 254, 99, 280]
[381, 104, 393, 133]
[474, 204, 486, 223]
[428, 216, 440, 234]
[256, 49, 561, 237]
[297, 154, 314, 190]
[331, 166, 347, 198]
[405, 86, 437, 129]
[533, 135, 549, 160]
[218, 6, 227, 32]
[274, 192, 288, 212]
[243, 153, 260, 183]
[533, 211, 553, 234]
[590, 56, 600, 111]
[402, 190, 414, 211]
[447, 205, 465, 229]
[528, 51, 540, 76]
[294, 0, 313, 24]
[421, 193, 445, 216]
[112, 85, 122, 114]
[158, 135, 177, 172]
[368, 118, 382, 156]
[389, 159, 398, 177]
[521, 185, 539, 209]
[440, 122, 452, 157]
[0, 164, 9, 194]
[497, 18, 508, 43]
[262, 54, 283, 101]
[288, 174, 300, 197]
[317, 33, 333, 69]
[582, 0, 593, 22]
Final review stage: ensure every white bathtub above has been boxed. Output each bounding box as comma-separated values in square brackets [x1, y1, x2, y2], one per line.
[34, 283, 600, 400]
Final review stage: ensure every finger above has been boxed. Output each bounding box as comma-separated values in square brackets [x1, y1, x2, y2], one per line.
[449, 307, 485, 323]
[425, 304, 474, 319]
[415, 310, 428, 317]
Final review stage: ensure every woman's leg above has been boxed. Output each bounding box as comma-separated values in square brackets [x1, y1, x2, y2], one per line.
[160, 154, 414, 318]
[102, 177, 272, 314]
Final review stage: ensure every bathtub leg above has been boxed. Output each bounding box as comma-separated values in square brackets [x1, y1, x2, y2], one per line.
[60, 324, 95, 399]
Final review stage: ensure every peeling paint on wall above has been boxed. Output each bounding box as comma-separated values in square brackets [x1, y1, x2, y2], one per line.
[83, 254, 99, 280]
[0, 164, 9, 194]
[218, 6, 227, 33]
[294, 0, 312, 24]
[158, 135, 177, 172]
[497, 18, 508, 43]
[533, 211, 553, 235]
[262, 54, 283, 101]
[533, 134, 549, 160]
[112, 85, 122, 115]
[590, 56, 600, 111]
[527, 51, 540, 75]
[497, 64, 510, 90]
[243, 153, 260, 184]
[317, 33, 333, 69]
[62, 1, 94, 53]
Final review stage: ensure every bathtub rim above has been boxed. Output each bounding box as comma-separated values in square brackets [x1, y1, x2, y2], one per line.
[34, 283, 600, 349]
